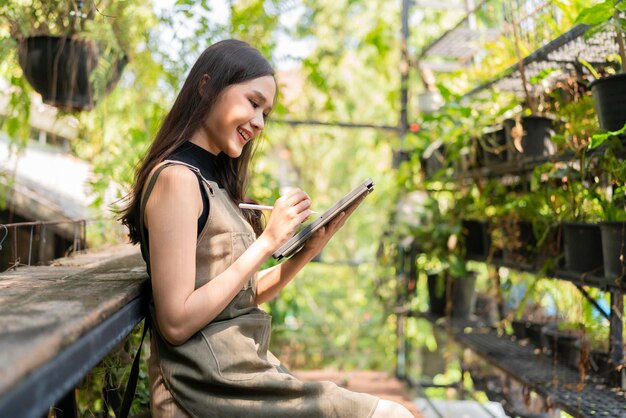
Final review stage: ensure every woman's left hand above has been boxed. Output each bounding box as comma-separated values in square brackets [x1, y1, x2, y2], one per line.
[300, 193, 368, 260]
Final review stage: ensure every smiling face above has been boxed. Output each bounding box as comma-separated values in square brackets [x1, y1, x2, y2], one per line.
[192, 75, 276, 158]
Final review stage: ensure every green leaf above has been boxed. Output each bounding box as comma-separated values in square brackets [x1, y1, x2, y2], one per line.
[578, 57, 601, 79]
[575, 2, 615, 26]
[529, 68, 557, 84]
[583, 19, 612, 40]
[589, 123, 626, 149]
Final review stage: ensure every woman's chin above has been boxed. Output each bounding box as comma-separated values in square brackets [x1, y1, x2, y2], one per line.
[226, 148, 244, 159]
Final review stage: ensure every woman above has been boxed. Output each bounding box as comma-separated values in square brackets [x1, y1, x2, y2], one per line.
[120, 39, 412, 418]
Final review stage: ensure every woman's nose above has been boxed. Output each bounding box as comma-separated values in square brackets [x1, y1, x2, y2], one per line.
[251, 112, 265, 131]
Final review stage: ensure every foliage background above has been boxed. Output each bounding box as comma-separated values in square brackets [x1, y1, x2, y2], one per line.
[0, 0, 613, 415]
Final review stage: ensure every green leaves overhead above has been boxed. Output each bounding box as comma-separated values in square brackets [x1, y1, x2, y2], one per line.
[575, 0, 616, 25]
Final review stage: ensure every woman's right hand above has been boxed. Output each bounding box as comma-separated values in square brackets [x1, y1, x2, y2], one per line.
[260, 188, 313, 250]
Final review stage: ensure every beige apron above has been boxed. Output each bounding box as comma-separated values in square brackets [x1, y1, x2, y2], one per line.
[140, 161, 379, 418]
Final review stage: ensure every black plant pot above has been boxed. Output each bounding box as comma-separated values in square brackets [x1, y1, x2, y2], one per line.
[600, 221, 626, 281]
[590, 350, 611, 376]
[17, 35, 126, 112]
[511, 320, 529, 340]
[503, 116, 556, 161]
[562, 222, 604, 274]
[542, 325, 583, 370]
[451, 273, 477, 319]
[526, 321, 545, 349]
[480, 126, 508, 166]
[590, 73, 626, 132]
[462, 219, 491, 261]
[427, 274, 447, 317]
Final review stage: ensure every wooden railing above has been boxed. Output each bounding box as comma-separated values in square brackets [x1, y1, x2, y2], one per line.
[0, 244, 149, 418]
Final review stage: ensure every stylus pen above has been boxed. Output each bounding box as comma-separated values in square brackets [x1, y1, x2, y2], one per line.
[239, 203, 317, 214]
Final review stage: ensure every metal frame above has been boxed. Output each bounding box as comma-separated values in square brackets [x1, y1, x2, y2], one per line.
[0, 293, 149, 418]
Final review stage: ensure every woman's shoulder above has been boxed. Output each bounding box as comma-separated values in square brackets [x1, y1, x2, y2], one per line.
[149, 161, 200, 184]
[144, 162, 203, 204]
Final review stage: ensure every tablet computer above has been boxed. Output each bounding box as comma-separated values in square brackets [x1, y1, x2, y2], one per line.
[272, 178, 374, 260]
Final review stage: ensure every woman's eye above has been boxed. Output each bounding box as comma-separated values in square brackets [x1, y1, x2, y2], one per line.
[249, 99, 259, 108]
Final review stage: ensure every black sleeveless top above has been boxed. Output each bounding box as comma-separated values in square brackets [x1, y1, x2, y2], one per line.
[141, 141, 219, 245]
[168, 141, 220, 234]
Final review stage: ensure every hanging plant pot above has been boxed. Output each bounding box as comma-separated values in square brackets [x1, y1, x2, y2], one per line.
[503, 116, 556, 161]
[17, 35, 126, 112]
[600, 221, 626, 283]
[590, 73, 626, 132]
[462, 219, 490, 261]
[562, 222, 603, 274]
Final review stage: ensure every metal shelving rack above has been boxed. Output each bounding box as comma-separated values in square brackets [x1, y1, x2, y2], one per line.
[398, 1, 626, 416]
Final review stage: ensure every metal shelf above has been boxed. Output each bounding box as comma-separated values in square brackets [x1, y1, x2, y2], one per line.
[432, 317, 626, 418]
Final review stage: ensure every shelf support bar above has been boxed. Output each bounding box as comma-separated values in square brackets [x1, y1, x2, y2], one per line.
[609, 288, 624, 383]
[575, 285, 610, 321]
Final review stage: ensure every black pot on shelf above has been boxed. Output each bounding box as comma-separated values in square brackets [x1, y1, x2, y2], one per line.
[503, 116, 556, 161]
[480, 126, 508, 166]
[511, 320, 529, 340]
[462, 219, 491, 261]
[590, 73, 626, 132]
[451, 273, 477, 319]
[542, 324, 584, 370]
[590, 350, 611, 376]
[427, 274, 447, 317]
[600, 221, 626, 281]
[526, 321, 546, 349]
[562, 222, 604, 274]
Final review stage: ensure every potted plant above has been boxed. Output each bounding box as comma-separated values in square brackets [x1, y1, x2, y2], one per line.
[542, 322, 588, 371]
[588, 125, 626, 285]
[576, 0, 626, 132]
[503, 21, 559, 162]
[556, 171, 605, 276]
[2, 0, 130, 112]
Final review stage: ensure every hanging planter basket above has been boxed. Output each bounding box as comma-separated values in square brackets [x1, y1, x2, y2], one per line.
[17, 35, 126, 112]
[590, 73, 626, 133]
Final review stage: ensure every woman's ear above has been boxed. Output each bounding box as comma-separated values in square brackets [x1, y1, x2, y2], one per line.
[198, 74, 211, 96]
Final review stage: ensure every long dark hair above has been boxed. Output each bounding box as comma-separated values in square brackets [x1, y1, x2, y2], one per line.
[119, 39, 275, 243]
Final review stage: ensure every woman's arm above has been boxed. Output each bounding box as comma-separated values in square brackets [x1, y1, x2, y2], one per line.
[255, 193, 368, 304]
[146, 166, 311, 345]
